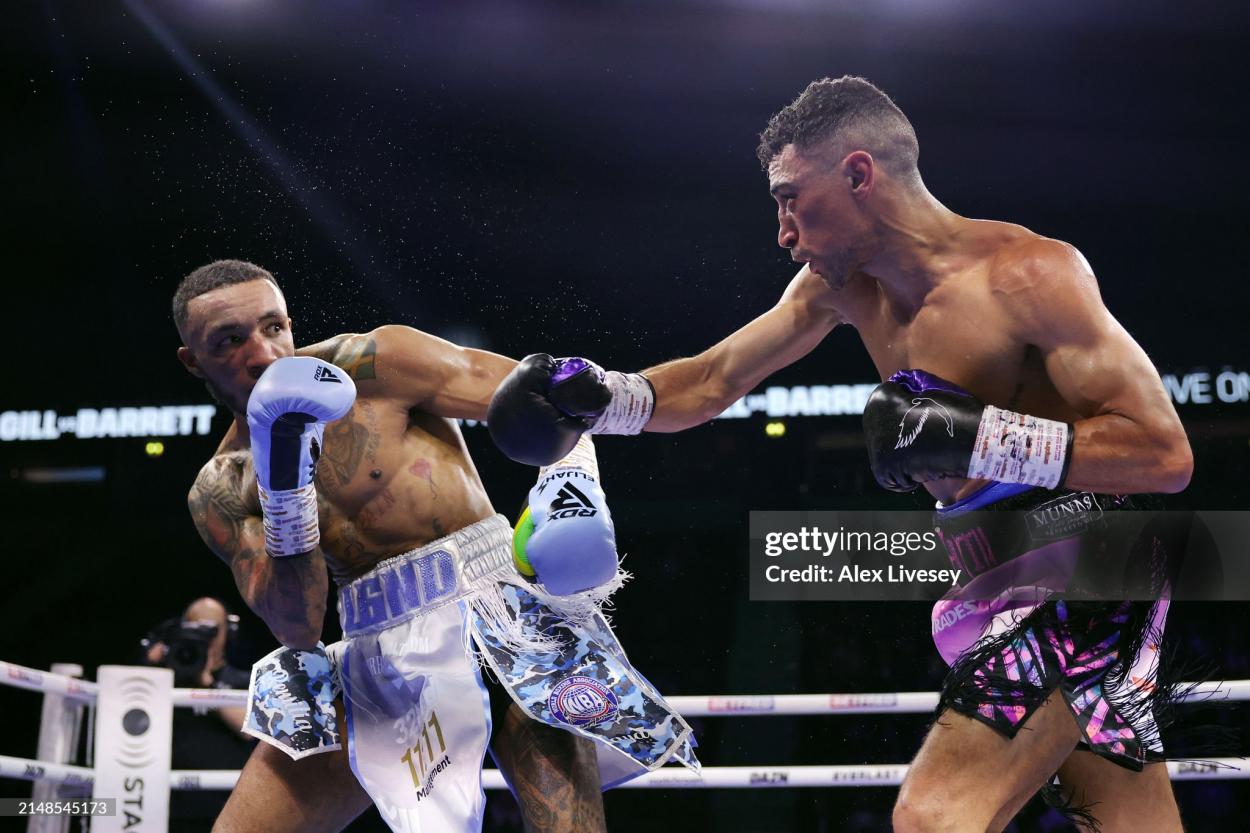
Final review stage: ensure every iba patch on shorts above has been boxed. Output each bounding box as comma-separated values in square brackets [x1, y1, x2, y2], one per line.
[548, 675, 619, 726]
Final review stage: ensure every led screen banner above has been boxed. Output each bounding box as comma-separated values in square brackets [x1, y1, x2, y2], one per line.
[0, 405, 217, 442]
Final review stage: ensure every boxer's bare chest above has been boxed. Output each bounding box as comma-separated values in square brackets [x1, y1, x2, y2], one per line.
[836, 256, 1078, 502]
[219, 396, 495, 584]
[844, 263, 1074, 420]
[317, 396, 496, 583]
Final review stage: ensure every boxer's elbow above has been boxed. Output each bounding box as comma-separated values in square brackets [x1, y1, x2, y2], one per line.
[1135, 417, 1193, 493]
[693, 379, 738, 423]
[251, 595, 324, 651]
[272, 622, 322, 652]
[1155, 436, 1194, 494]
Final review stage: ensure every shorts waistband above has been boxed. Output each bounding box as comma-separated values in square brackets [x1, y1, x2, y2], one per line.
[936, 481, 1038, 516]
[337, 514, 514, 637]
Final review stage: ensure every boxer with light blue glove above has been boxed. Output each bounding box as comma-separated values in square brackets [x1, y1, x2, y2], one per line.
[511, 435, 619, 596]
[241, 356, 357, 758]
[247, 356, 356, 557]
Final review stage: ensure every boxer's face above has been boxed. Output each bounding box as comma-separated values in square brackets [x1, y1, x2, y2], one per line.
[177, 279, 296, 415]
[769, 143, 873, 289]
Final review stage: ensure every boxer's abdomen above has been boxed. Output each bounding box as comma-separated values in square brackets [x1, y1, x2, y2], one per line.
[315, 399, 496, 584]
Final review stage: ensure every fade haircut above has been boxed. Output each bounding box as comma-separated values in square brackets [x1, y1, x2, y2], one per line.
[172, 259, 281, 338]
[757, 76, 920, 183]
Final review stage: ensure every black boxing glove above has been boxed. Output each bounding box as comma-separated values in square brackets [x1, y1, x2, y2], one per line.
[488, 355, 655, 467]
[863, 369, 1073, 493]
[487, 355, 603, 466]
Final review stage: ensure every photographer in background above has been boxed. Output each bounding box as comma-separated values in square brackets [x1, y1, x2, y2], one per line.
[141, 597, 255, 833]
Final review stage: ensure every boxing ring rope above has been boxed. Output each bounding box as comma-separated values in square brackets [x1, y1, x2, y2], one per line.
[4, 755, 1246, 794]
[7, 661, 1248, 717]
[2, 660, 1247, 805]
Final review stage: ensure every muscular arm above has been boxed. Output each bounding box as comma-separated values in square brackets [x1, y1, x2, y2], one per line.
[313, 326, 517, 420]
[187, 459, 327, 650]
[997, 240, 1193, 494]
[642, 266, 843, 431]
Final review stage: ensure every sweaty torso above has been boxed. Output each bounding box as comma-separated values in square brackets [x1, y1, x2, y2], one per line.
[829, 220, 1083, 504]
[205, 339, 495, 585]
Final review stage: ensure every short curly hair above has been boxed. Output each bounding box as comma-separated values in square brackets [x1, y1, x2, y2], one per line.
[757, 76, 919, 182]
[172, 259, 281, 337]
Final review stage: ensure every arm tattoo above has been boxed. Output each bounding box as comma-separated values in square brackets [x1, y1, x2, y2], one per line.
[320, 412, 371, 486]
[188, 459, 252, 558]
[339, 337, 378, 381]
[189, 460, 326, 643]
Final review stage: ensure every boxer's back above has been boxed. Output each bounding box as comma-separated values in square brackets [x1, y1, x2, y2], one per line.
[198, 332, 496, 585]
[828, 219, 1089, 503]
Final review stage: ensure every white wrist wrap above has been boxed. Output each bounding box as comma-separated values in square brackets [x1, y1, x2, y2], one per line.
[588, 371, 654, 436]
[967, 406, 1071, 489]
[539, 433, 600, 481]
[259, 482, 320, 557]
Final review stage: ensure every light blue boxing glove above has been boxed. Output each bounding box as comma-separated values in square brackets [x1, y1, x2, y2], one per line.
[512, 437, 619, 596]
[247, 357, 356, 557]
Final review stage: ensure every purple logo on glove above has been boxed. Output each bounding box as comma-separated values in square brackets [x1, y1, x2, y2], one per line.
[889, 369, 971, 397]
[551, 357, 599, 386]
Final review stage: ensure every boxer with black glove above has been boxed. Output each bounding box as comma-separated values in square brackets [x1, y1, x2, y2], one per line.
[487, 355, 653, 466]
[486, 75, 1198, 833]
[862, 368, 1074, 493]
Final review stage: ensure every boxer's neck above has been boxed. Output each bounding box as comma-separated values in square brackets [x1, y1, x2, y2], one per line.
[220, 415, 250, 451]
[859, 186, 965, 313]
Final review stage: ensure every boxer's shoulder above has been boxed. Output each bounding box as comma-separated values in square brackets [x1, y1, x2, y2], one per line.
[192, 449, 255, 504]
[189, 449, 262, 554]
[981, 234, 1101, 341]
[986, 234, 1093, 295]
[780, 264, 849, 324]
[299, 326, 448, 386]
[298, 333, 378, 383]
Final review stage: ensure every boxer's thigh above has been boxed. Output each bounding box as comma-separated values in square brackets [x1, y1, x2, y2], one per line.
[213, 699, 372, 833]
[489, 698, 605, 833]
[894, 694, 1081, 833]
[1051, 750, 1182, 833]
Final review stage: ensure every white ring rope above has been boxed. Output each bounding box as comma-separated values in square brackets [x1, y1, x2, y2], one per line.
[2, 755, 1245, 792]
[2, 662, 1246, 792]
[5, 661, 1249, 715]
[1, 662, 98, 703]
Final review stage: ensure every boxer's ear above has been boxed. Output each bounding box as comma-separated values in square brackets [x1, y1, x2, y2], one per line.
[842, 150, 875, 197]
[177, 346, 205, 379]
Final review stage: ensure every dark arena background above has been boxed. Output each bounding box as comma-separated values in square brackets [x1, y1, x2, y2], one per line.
[3, 2, 1249, 831]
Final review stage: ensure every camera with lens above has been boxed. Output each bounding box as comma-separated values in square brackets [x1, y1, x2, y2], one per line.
[141, 617, 220, 686]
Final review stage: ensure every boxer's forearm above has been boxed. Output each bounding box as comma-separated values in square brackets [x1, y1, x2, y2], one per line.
[640, 355, 746, 432]
[191, 461, 328, 649]
[642, 296, 838, 432]
[1064, 414, 1193, 494]
[233, 550, 328, 650]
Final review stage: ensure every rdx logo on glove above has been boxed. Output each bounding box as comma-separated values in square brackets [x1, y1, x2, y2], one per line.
[516, 467, 619, 594]
[547, 482, 599, 520]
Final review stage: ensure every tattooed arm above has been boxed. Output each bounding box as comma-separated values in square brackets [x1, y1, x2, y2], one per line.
[188, 455, 327, 649]
[306, 327, 516, 420]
